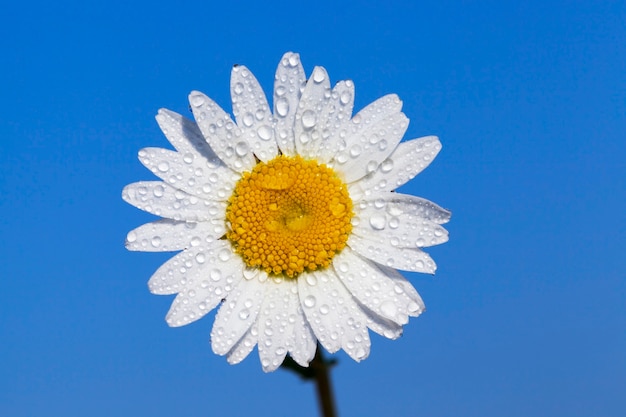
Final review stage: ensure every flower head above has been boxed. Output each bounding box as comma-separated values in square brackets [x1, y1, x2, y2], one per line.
[123, 53, 450, 372]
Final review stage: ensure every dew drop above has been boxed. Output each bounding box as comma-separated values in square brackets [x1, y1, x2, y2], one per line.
[218, 249, 231, 261]
[303, 295, 316, 308]
[340, 91, 352, 105]
[257, 125, 272, 141]
[235, 141, 249, 157]
[151, 185, 164, 198]
[190, 94, 205, 107]
[366, 161, 378, 173]
[369, 214, 386, 230]
[380, 159, 394, 172]
[306, 275, 317, 286]
[239, 308, 250, 320]
[242, 112, 254, 127]
[183, 153, 194, 164]
[157, 162, 170, 172]
[288, 54, 299, 67]
[312, 68, 326, 83]
[233, 82, 244, 95]
[408, 302, 421, 313]
[275, 97, 289, 116]
[126, 231, 137, 243]
[301, 110, 317, 129]
[151, 236, 162, 247]
[195, 253, 206, 263]
[349, 144, 362, 158]
[206, 270, 220, 284]
[380, 301, 398, 319]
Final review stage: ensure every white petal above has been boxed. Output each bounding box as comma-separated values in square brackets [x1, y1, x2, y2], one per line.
[333, 247, 423, 325]
[348, 190, 451, 225]
[288, 305, 317, 367]
[231, 65, 278, 162]
[138, 147, 238, 201]
[226, 324, 258, 365]
[211, 275, 266, 356]
[362, 308, 403, 340]
[126, 219, 224, 252]
[257, 277, 297, 372]
[273, 52, 306, 156]
[352, 195, 449, 248]
[158, 243, 244, 326]
[376, 264, 425, 317]
[122, 181, 226, 222]
[353, 136, 442, 192]
[333, 112, 409, 183]
[155, 109, 221, 163]
[147, 241, 241, 296]
[189, 91, 255, 173]
[295, 79, 354, 163]
[347, 232, 437, 274]
[298, 270, 371, 362]
[294, 66, 331, 157]
[315, 80, 355, 162]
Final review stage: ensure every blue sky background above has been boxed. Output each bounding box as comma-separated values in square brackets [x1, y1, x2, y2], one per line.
[1, 1, 625, 416]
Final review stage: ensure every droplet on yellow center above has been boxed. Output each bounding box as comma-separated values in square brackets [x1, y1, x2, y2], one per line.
[226, 155, 353, 278]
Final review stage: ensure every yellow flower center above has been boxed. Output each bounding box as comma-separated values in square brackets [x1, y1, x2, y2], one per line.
[226, 155, 353, 278]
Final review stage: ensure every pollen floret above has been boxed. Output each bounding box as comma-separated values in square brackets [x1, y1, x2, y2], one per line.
[226, 155, 353, 278]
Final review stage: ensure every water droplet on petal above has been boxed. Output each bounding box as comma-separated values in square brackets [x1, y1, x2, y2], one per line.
[356, 347, 366, 359]
[276, 98, 289, 117]
[380, 159, 394, 172]
[242, 112, 254, 127]
[340, 91, 352, 105]
[303, 295, 316, 308]
[312, 68, 326, 83]
[239, 308, 250, 320]
[218, 249, 231, 261]
[257, 125, 272, 141]
[190, 94, 205, 107]
[235, 141, 249, 157]
[126, 231, 137, 243]
[319, 304, 330, 315]
[288, 54, 299, 67]
[195, 253, 206, 263]
[151, 236, 162, 247]
[380, 301, 398, 319]
[234, 82, 244, 95]
[301, 110, 317, 129]
[408, 302, 421, 313]
[157, 162, 169, 172]
[306, 274, 317, 286]
[369, 214, 386, 230]
[366, 161, 378, 173]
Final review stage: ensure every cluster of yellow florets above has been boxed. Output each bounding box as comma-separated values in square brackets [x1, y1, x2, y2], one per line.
[226, 155, 353, 278]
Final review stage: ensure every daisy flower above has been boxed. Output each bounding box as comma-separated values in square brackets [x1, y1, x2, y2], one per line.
[123, 52, 450, 372]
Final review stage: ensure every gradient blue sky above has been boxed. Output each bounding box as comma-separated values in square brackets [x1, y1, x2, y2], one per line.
[1, 1, 625, 416]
